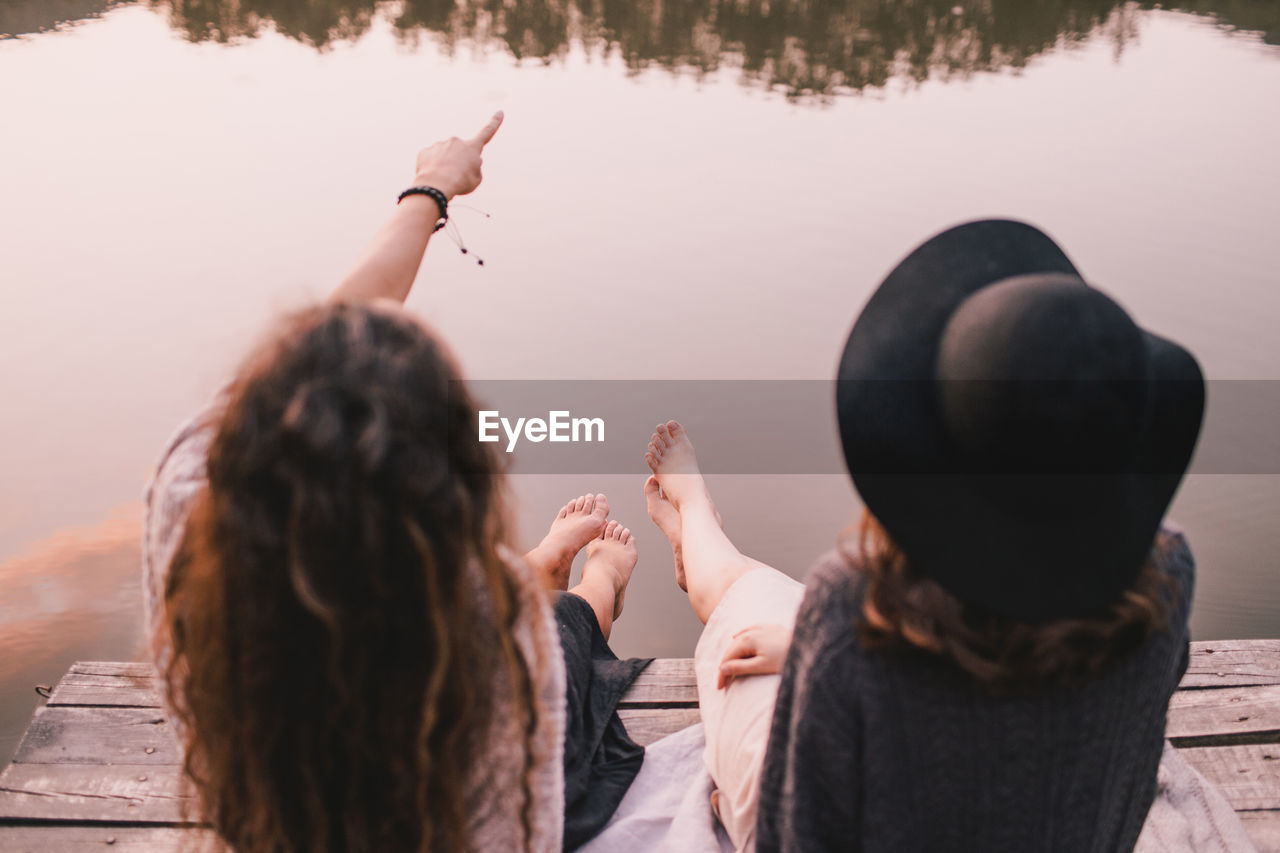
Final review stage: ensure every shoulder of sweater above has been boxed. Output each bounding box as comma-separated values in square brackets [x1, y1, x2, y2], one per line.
[1156, 526, 1195, 588]
[1153, 530, 1196, 655]
[1152, 526, 1196, 627]
[810, 547, 877, 617]
[805, 547, 864, 597]
[788, 549, 866, 668]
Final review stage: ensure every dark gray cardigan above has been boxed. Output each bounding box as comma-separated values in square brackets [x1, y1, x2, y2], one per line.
[756, 532, 1193, 853]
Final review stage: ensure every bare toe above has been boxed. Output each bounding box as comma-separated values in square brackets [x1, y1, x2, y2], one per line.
[584, 517, 640, 622]
[645, 420, 705, 509]
[644, 474, 661, 496]
[535, 493, 610, 588]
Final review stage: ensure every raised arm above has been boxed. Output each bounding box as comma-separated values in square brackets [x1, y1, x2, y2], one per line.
[330, 111, 504, 304]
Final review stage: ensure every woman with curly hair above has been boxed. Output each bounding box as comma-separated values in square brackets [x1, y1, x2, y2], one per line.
[142, 113, 646, 853]
[640, 220, 1206, 852]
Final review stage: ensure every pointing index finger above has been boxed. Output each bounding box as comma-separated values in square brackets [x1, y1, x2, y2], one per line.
[470, 110, 504, 147]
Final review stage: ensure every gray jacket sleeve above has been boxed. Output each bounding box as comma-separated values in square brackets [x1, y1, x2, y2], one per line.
[757, 555, 865, 853]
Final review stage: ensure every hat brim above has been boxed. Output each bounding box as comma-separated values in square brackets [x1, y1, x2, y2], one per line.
[836, 220, 1204, 620]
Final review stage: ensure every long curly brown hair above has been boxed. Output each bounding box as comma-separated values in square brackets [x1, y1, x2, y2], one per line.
[846, 512, 1178, 692]
[159, 303, 540, 852]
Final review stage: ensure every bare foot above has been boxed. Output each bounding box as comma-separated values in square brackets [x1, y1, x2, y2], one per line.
[583, 520, 638, 621]
[526, 494, 609, 590]
[644, 420, 710, 512]
[644, 475, 721, 592]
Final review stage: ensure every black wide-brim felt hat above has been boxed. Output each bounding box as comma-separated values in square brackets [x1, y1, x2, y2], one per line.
[837, 220, 1205, 621]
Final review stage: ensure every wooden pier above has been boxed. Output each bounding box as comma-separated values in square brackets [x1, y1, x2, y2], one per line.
[1, 640, 1278, 851]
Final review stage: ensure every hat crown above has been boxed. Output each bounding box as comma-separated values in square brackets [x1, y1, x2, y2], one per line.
[934, 274, 1148, 474]
[835, 219, 1204, 620]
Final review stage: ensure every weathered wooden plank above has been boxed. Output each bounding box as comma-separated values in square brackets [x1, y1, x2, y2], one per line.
[621, 642, 1280, 700]
[69, 662, 155, 678]
[0, 763, 191, 823]
[7, 647, 1280, 839]
[1239, 810, 1280, 853]
[1185, 641, 1280, 689]
[3, 814, 1269, 853]
[47, 659, 702, 709]
[0, 826, 223, 852]
[617, 708, 701, 747]
[4, 745, 1263, 827]
[10, 704, 693, 768]
[41, 641, 1280, 711]
[623, 658, 698, 706]
[12, 707, 180, 766]
[1, 751, 1272, 838]
[48, 673, 161, 709]
[30, 668, 1280, 755]
[1177, 744, 1280, 810]
[1166, 685, 1280, 745]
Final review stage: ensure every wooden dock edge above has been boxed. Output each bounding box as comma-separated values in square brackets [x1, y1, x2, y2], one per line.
[1, 640, 1277, 851]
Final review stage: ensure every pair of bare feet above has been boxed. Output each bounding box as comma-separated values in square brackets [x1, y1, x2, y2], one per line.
[644, 420, 731, 594]
[524, 493, 637, 639]
[524, 420, 731, 635]
[642, 421, 726, 594]
[529, 421, 787, 685]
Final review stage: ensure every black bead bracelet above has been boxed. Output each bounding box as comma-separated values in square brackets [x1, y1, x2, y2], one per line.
[397, 186, 448, 232]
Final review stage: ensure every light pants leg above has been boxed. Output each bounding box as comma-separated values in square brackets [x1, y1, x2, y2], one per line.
[693, 568, 805, 853]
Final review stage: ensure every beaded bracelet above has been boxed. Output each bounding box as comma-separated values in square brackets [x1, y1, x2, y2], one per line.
[397, 186, 448, 232]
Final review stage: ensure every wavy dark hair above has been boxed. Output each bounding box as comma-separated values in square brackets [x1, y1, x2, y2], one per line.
[159, 303, 541, 852]
[845, 512, 1178, 692]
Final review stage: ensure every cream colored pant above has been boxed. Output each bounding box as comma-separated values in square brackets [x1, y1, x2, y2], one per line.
[693, 568, 806, 852]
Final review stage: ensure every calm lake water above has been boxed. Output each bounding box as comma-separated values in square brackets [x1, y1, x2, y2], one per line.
[2, 0, 1279, 763]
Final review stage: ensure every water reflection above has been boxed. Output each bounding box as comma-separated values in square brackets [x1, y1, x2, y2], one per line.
[149, 0, 1280, 96]
[0, 506, 145, 765]
[5, 0, 1276, 95]
[0, 0, 123, 37]
[61, 2, 1075, 97]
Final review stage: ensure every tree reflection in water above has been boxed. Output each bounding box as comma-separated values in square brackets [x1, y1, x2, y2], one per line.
[146, 0, 1278, 97]
[3, 0, 1276, 97]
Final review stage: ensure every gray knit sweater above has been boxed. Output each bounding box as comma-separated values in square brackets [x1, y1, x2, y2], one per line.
[757, 532, 1194, 853]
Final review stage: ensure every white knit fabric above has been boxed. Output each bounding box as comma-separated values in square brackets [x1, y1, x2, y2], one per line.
[1135, 741, 1258, 853]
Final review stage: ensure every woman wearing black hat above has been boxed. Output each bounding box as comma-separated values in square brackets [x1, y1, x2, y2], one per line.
[750, 219, 1206, 852]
